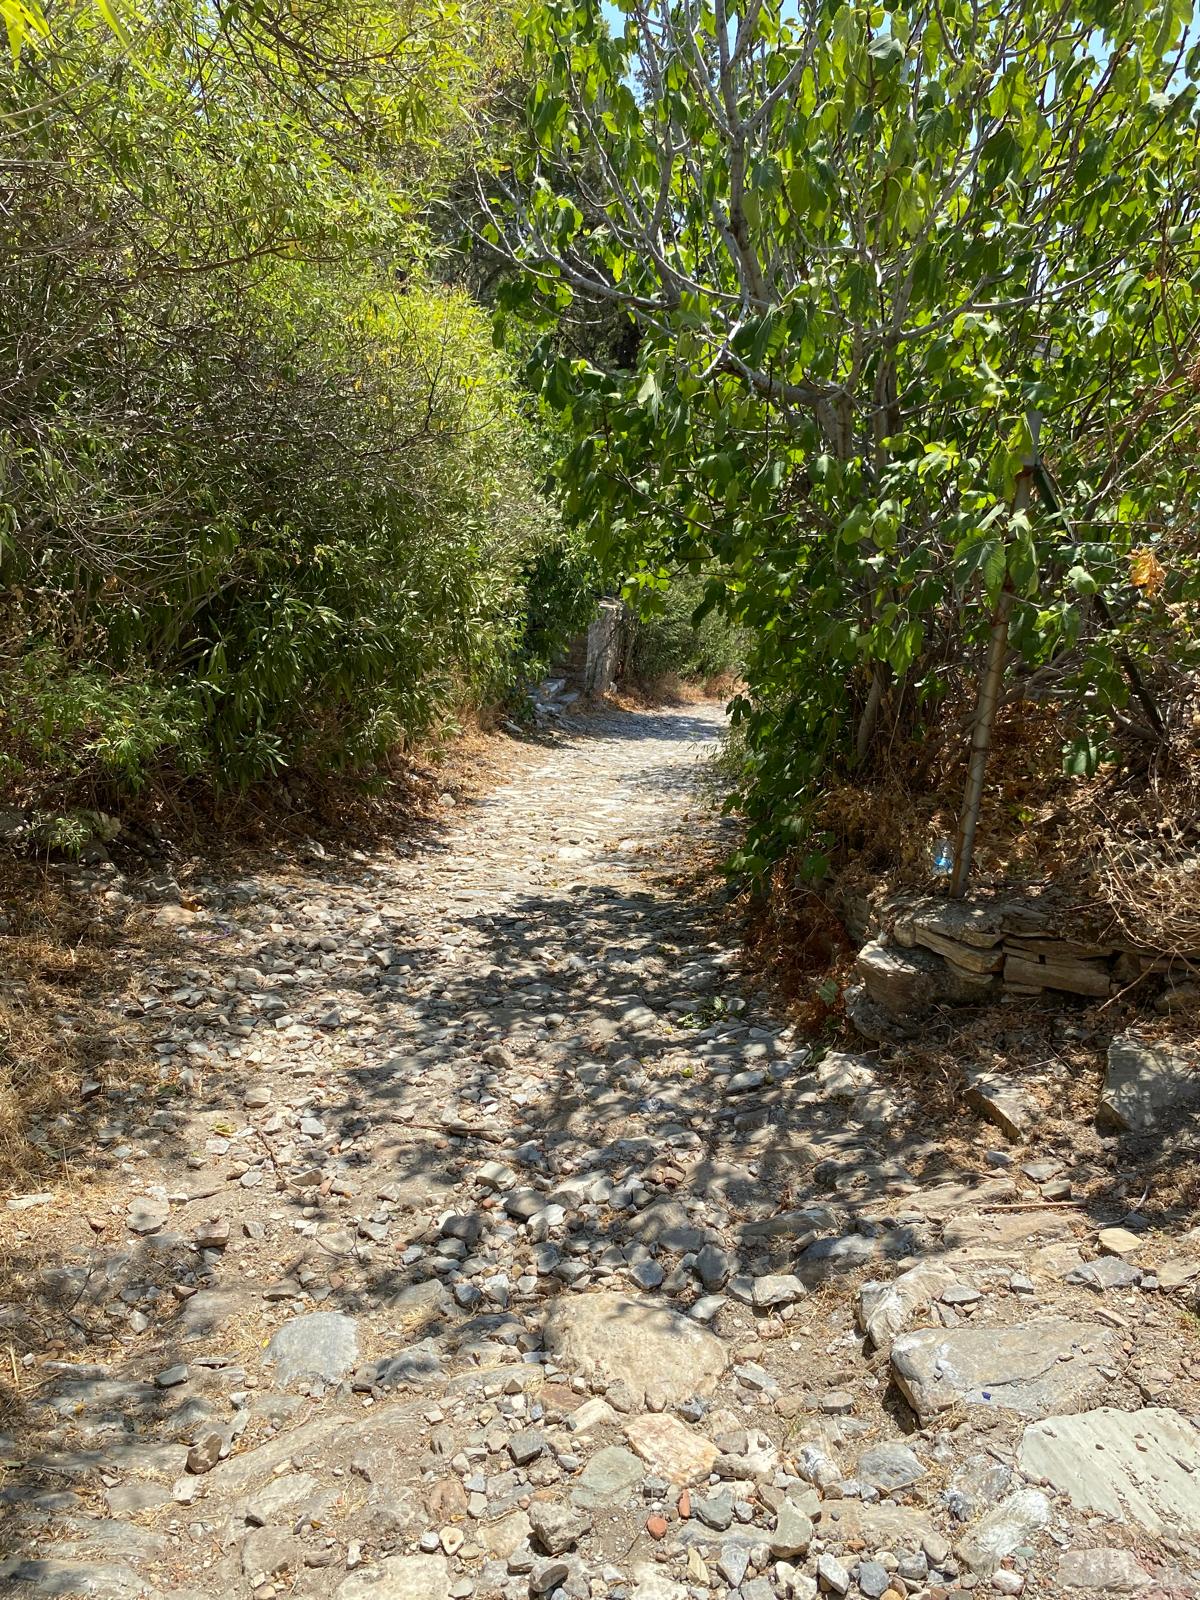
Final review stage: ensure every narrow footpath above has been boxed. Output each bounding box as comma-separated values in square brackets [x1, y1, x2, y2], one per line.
[2, 705, 1198, 1600]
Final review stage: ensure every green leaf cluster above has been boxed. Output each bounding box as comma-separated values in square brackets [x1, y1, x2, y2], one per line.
[492, 0, 1200, 871]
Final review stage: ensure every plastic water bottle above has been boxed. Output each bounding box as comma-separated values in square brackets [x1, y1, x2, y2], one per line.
[932, 838, 953, 876]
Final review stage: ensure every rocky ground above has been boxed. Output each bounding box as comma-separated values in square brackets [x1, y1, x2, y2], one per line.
[1, 703, 1199, 1600]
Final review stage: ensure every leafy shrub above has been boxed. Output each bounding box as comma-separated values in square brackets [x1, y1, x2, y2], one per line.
[623, 575, 745, 688]
[0, 2, 577, 811]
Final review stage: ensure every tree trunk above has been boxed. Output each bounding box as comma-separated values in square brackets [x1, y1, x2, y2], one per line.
[950, 473, 1031, 898]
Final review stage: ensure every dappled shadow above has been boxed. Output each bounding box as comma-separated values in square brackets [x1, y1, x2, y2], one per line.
[2, 699, 1198, 1586]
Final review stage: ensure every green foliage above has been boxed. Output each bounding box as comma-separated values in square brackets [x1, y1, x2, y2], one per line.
[0, 649, 205, 794]
[0, 0, 581, 810]
[519, 531, 604, 678]
[623, 575, 745, 687]
[486, 0, 1200, 874]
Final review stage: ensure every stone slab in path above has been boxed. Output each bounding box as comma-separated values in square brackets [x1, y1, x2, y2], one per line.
[1100, 1035, 1200, 1131]
[1056, 1547, 1151, 1591]
[334, 1554, 448, 1600]
[0, 1558, 150, 1597]
[1018, 1406, 1200, 1535]
[890, 1318, 1117, 1421]
[264, 1311, 359, 1388]
[624, 1412, 718, 1485]
[542, 1291, 727, 1405]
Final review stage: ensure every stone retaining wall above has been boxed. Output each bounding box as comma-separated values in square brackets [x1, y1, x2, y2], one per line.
[847, 889, 1197, 1037]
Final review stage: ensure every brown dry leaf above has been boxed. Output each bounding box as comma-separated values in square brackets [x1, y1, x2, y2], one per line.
[1129, 547, 1166, 595]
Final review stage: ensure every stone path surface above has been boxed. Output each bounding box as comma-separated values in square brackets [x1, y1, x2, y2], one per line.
[2, 704, 1200, 1600]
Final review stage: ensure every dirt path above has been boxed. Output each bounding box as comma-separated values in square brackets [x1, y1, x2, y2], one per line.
[2, 704, 1198, 1599]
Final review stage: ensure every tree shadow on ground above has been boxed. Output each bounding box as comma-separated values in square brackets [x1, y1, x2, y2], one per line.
[1, 701, 1197, 1581]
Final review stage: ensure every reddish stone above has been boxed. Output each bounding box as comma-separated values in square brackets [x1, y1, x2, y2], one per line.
[677, 1489, 691, 1519]
[645, 1514, 669, 1540]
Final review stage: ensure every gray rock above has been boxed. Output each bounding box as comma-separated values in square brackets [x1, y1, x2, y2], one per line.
[359, 1338, 444, 1389]
[105, 1483, 170, 1517]
[629, 1259, 664, 1290]
[815, 1049, 879, 1097]
[542, 1291, 726, 1405]
[504, 1189, 544, 1222]
[716, 1543, 749, 1586]
[126, 1197, 168, 1235]
[570, 1445, 643, 1509]
[695, 1243, 732, 1291]
[1018, 1407, 1200, 1535]
[694, 1489, 734, 1531]
[816, 1552, 850, 1594]
[1100, 1035, 1200, 1131]
[630, 1564, 686, 1600]
[857, 1261, 961, 1348]
[508, 1428, 546, 1466]
[186, 1431, 224, 1474]
[266, 1311, 359, 1387]
[0, 1558, 149, 1597]
[387, 1278, 451, 1327]
[1056, 1548, 1151, 1591]
[335, 1554, 449, 1600]
[855, 1561, 890, 1598]
[956, 1488, 1050, 1578]
[528, 1499, 591, 1555]
[1065, 1256, 1142, 1291]
[890, 1318, 1117, 1421]
[628, 1198, 710, 1253]
[944, 1455, 1012, 1522]
[856, 1441, 926, 1492]
[797, 1233, 890, 1285]
[751, 1273, 805, 1309]
[857, 942, 993, 1016]
[769, 1499, 813, 1558]
[818, 1389, 854, 1415]
[244, 1471, 319, 1527]
[530, 1560, 570, 1595]
[965, 1071, 1038, 1139]
[241, 1525, 301, 1578]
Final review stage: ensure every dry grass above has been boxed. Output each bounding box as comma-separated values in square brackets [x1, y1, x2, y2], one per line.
[0, 864, 162, 1192]
[610, 671, 742, 711]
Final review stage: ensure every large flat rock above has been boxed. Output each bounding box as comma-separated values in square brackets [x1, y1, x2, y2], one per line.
[335, 1555, 448, 1600]
[570, 1445, 644, 1508]
[1056, 1548, 1151, 1591]
[624, 1413, 718, 1485]
[265, 1312, 359, 1388]
[1100, 1036, 1200, 1132]
[1018, 1407, 1200, 1535]
[0, 1558, 149, 1597]
[542, 1292, 726, 1405]
[890, 1319, 1116, 1422]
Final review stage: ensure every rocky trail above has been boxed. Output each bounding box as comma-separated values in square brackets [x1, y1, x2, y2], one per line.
[2, 704, 1199, 1600]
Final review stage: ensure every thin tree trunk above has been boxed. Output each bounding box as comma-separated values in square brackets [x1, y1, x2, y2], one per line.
[855, 666, 886, 762]
[950, 473, 1030, 898]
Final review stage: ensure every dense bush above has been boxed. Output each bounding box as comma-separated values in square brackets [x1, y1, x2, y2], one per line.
[0, 1, 582, 812]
